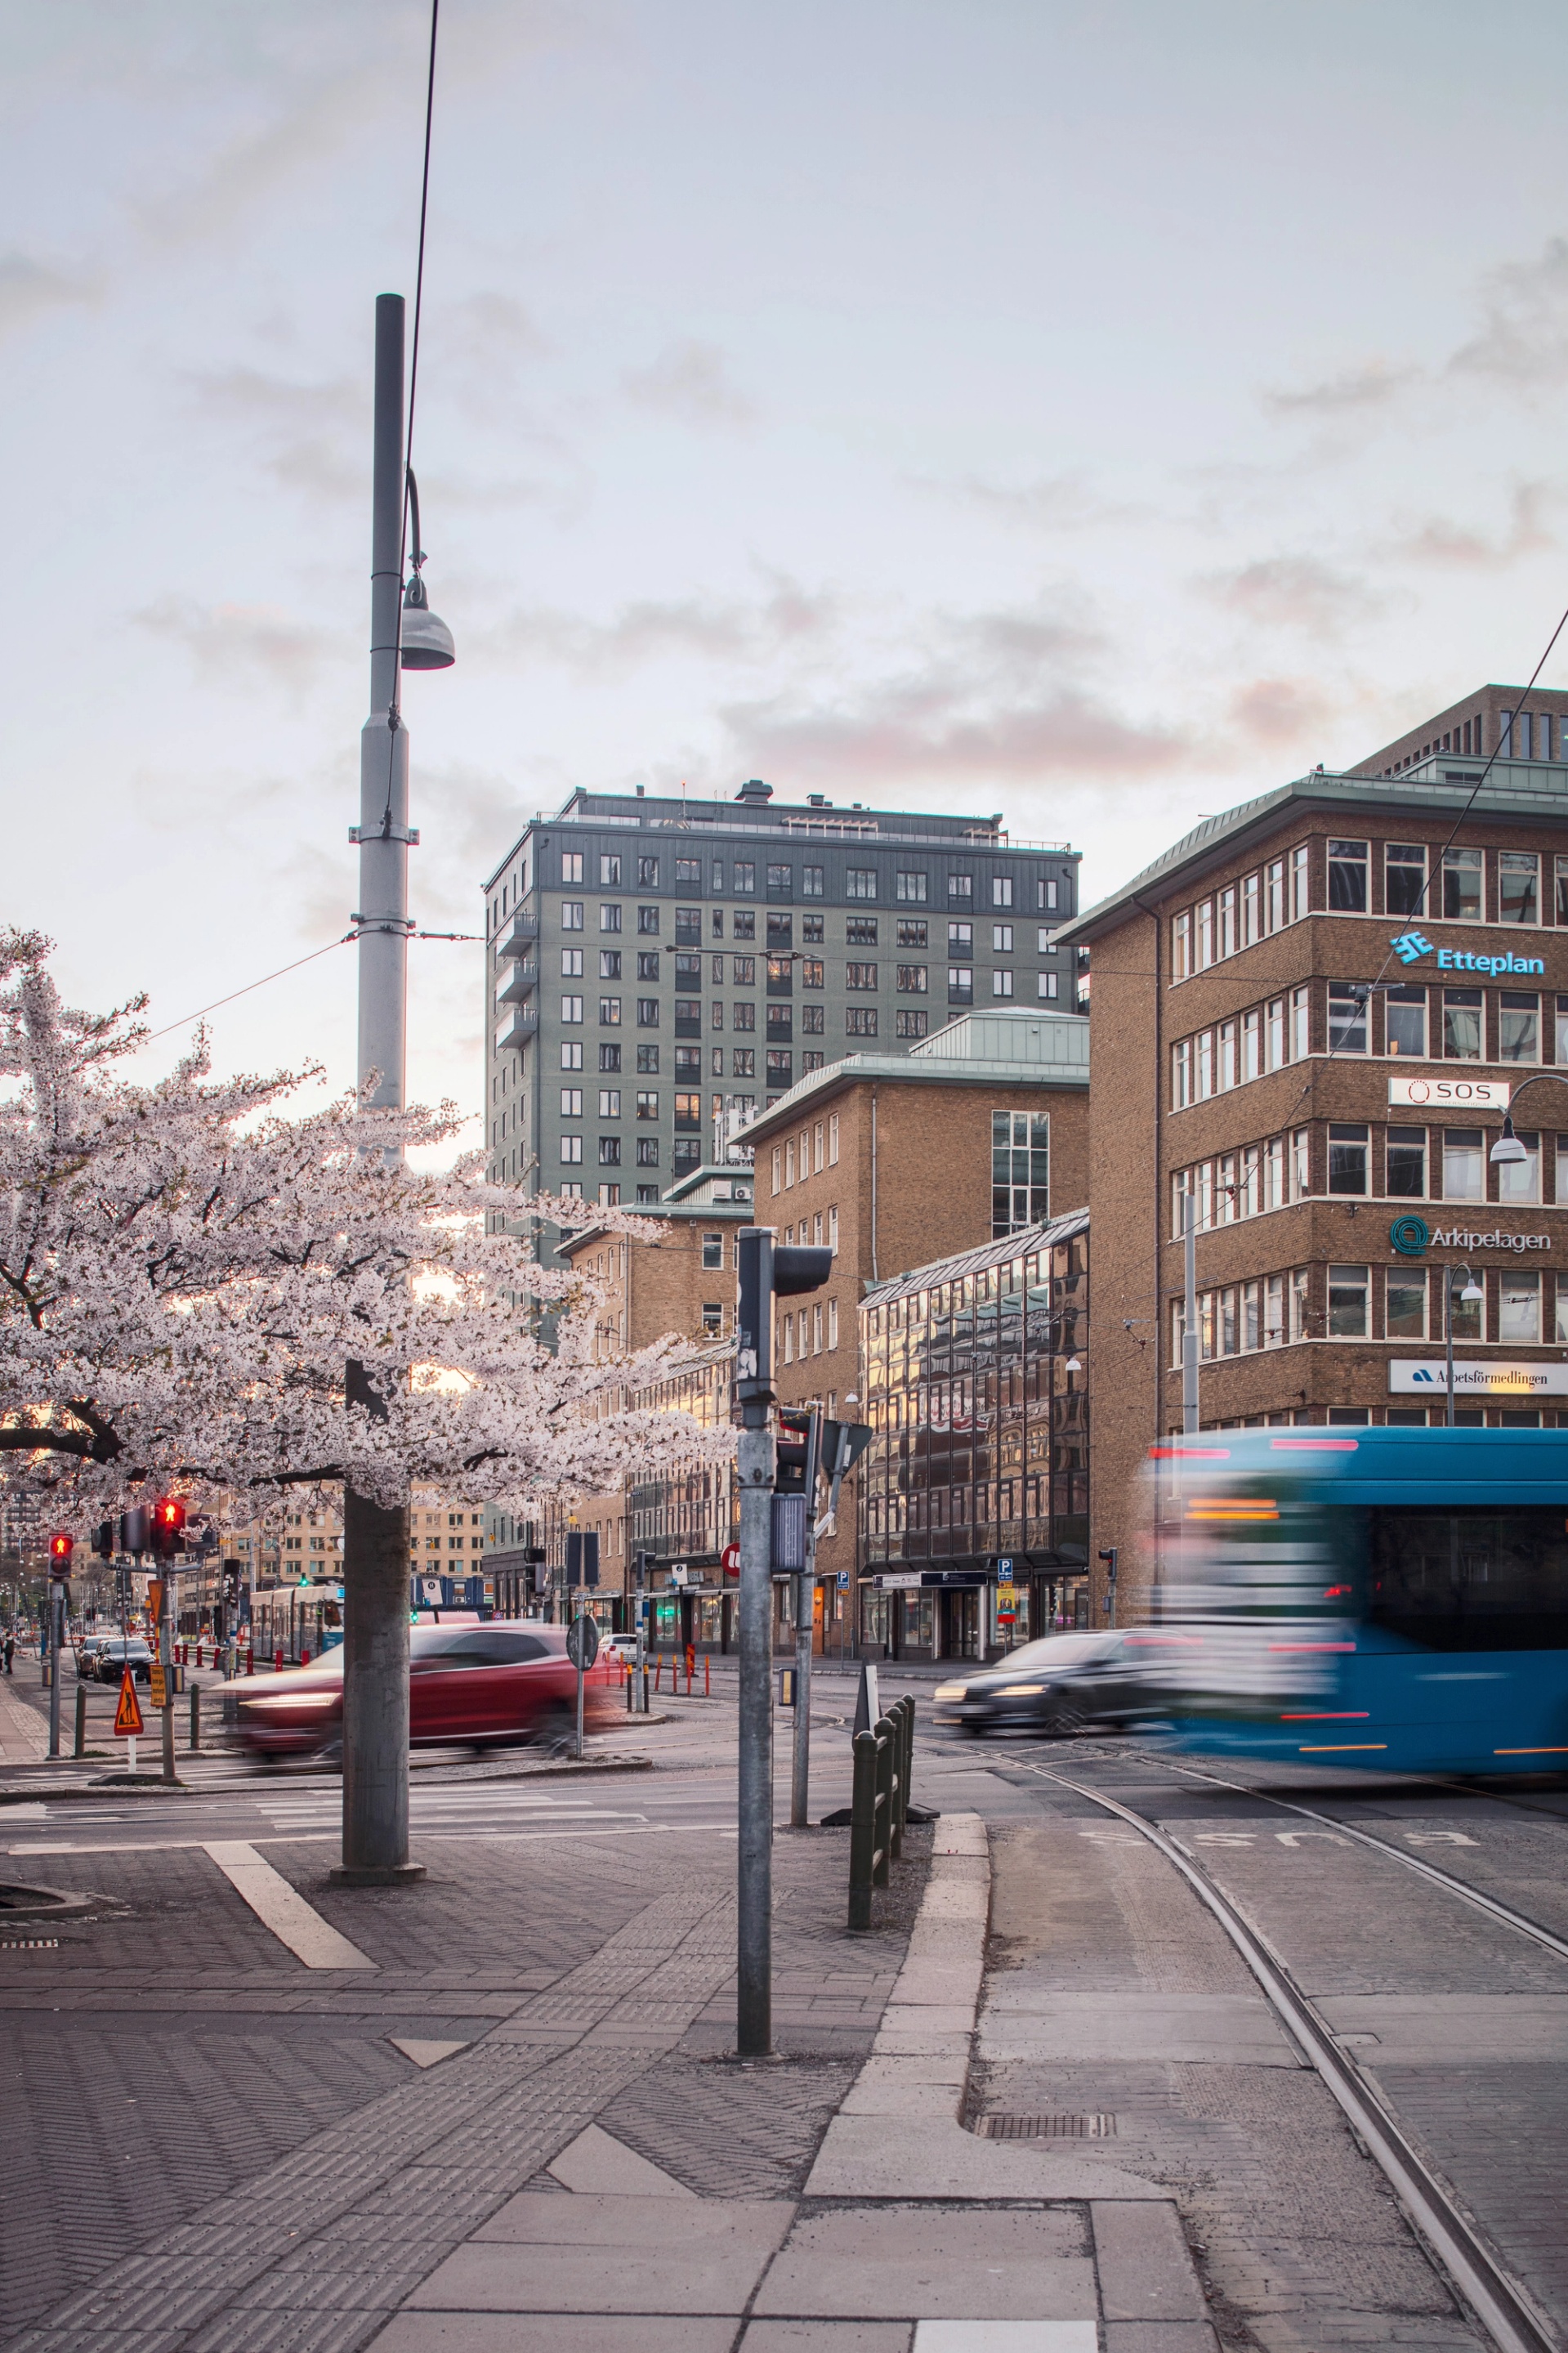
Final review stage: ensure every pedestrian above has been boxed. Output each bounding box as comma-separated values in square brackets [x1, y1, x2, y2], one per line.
[2, 1631, 12, 1675]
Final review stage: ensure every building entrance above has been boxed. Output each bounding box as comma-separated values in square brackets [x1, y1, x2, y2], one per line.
[939, 1588, 981, 1660]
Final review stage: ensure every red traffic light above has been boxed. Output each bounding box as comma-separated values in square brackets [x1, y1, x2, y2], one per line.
[49, 1532, 74, 1564]
[154, 1497, 185, 1533]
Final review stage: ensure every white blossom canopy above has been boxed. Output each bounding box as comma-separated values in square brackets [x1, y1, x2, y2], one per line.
[0, 931, 719, 1528]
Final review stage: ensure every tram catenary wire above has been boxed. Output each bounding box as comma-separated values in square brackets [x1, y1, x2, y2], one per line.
[1007, 1752, 1560, 2353]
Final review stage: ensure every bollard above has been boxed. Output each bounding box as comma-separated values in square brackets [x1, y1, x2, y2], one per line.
[74, 1680, 87, 1760]
[654, 1658, 662, 1693]
[641, 1663, 650, 1714]
[847, 1725, 886, 1931]
[624, 1661, 633, 1714]
[896, 1695, 914, 1843]
[301, 1647, 310, 1667]
[704, 1655, 710, 1698]
[274, 1647, 283, 1673]
[247, 1646, 255, 1675]
[190, 1683, 201, 1752]
[874, 1714, 899, 1876]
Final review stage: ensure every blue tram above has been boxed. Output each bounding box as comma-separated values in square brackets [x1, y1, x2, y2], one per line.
[1143, 1428, 1568, 1774]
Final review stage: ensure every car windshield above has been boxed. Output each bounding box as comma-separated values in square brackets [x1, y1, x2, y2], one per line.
[981, 1634, 1115, 1673]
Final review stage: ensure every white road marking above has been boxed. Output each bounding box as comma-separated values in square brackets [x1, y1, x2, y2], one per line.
[203, 1841, 376, 1970]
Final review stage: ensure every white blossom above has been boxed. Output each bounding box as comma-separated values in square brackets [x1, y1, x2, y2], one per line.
[0, 929, 725, 1528]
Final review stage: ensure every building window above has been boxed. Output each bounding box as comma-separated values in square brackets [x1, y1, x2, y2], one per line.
[1328, 1265, 1369, 1338]
[637, 951, 660, 981]
[1291, 985, 1311, 1062]
[598, 854, 621, 887]
[1328, 983, 1369, 1054]
[992, 924, 1012, 952]
[1501, 1270, 1541, 1343]
[1442, 1128, 1483, 1200]
[1328, 1123, 1369, 1194]
[846, 918, 878, 946]
[637, 857, 660, 888]
[562, 901, 583, 930]
[1196, 901, 1213, 969]
[561, 1040, 584, 1072]
[766, 1050, 793, 1086]
[560, 1087, 583, 1116]
[803, 1050, 824, 1071]
[635, 997, 659, 1028]
[897, 871, 928, 903]
[702, 1232, 724, 1271]
[599, 996, 621, 1025]
[1037, 973, 1058, 1000]
[1386, 1268, 1427, 1340]
[846, 962, 877, 990]
[672, 1092, 702, 1133]
[1039, 878, 1060, 911]
[636, 1138, 659, 1167]
[598, 1088, 620, 1116]
[949, 872, 973, 904]
[1386, 843, 1427, 917]
[1500, 991, 1540, 1062]
[1219, 886, 1235, 957]
[828, 1298, 839, 1349]
[561, 852, 584, 883]
[597, 1136, 621, 1166]
[1173, 1039, 1192, 1107]
[1265, 859, 1284, 932]
[896, 1009, 928, 1037]
[1499, 852, 1540, 924]
[1442, 847, 1482, 921]
[992, 1109, 1048, 1236]
[734, 1001, 757, 1031]
[1243, 871, 1261, 945]
[992, 969, 1014, 997]
[897, 919, 929, 951]
[1173, 910, 1191, 978]
[992, 876, 1013, 908]
[1442, 988, 1482, 1060]
[600, 951, 622, 979]
[560, 1135, 583, 1165]
[767, 864, 793, 897]
[846, 1008, 878, 1036]
[829, 1114, 839, 1165]
[732, 909, 757, 942]
[845, 868, 877, 900]
[767, 1005, 793, 1040]
[1387, 1126, 1427, 1197]
[1328, 839, 1368, 911]
[896, 964, 927, 993]
[802, 913, 824, 944]
[732, 1048, 755, 1077]
[802, 866, 824, 897]
[561, 994, 583, 1023]
[802, 1004, 824, 1033]
[1499, 1129, 1541, 1205]
[731, 954, 756, 985]
[561, 947, 583, 978]
[600, 903, 622, 933]
[948, 967, 973, 1004]
[1385, 984, 1427, 1058]
[1290, 844, 1310, 921]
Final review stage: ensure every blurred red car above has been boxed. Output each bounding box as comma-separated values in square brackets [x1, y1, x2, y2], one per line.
[230, 1622, 623, 1763]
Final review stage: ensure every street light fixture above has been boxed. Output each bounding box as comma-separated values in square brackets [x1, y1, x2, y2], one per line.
[398, 467, 455, 671]
[1443, 1264, 1485, 1430]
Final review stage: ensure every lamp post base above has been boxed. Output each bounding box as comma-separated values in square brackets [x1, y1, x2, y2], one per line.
[328, 1862, 427, 1886]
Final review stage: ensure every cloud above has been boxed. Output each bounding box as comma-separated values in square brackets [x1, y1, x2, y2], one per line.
[1449, 238, 1568, 389]
[1260, 359, 1419, 419]
[1227, 677, 1336, 751]
[467, 574, 836, 676]
[945, 470, 1148, 532]
[622, 339, 756, 427]
[182, 365, 363, 502]
[1383, 481, 1558, 570]
[1202, 554, 1386, 637]
[0, 250, 101, 341]
[134, 595, 342, 696]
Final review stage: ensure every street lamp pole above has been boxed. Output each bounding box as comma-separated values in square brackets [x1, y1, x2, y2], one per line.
[1182, 1188, 1199, 1435]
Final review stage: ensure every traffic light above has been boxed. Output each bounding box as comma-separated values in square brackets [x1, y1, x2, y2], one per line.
[522, 1544, 547, 1596]
[150, 1496, 186, 1560]
[118, 1505, 152, 1556]
[565, 1531, 600, 1588]
[49, 1533, 73, 1572]
[771, 1406, 822, 1573]
[91, 1523, 114, 1560]
[735, 1231, 833, 1406]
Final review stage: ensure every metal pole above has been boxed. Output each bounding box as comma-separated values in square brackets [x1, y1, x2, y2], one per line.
[1182, 1189, 1199, 1435]
[736, 1414, 775, 2055]
[1445, 1275, 1455, 1429]
[159, 1563, 176, 1784]
[633, 1550, 647, 1713]
[339, 293, 418, 1886]
[788, 1407, 822, 1830]
[47, 1578, 62, 1758]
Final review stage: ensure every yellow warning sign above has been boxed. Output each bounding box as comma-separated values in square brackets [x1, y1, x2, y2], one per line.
[149, 1663, 168, 1710]
[114, 1669, 144, 1738]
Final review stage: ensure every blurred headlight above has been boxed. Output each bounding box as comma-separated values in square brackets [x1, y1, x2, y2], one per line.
[241, 1693, 331, 1711]
[933, 1682, 969, 1702]
[994, 1683, 1045, 1696]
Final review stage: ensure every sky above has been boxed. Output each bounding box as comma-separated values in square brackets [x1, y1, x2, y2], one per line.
[9, 0, 1568, 1138]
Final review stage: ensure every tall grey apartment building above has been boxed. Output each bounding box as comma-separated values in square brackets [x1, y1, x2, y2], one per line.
[485, 778, 1080, 1211]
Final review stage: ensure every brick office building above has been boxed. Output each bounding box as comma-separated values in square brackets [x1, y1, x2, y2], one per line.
[1061, 691, 1568, 1621]
[739, 1007, 1091, 1648]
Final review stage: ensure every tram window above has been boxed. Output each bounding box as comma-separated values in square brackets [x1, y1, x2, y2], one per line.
[1367, 1507, 1568, 1650]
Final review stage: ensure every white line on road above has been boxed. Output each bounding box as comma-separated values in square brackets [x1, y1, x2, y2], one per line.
[203, 1841, 376, 1971]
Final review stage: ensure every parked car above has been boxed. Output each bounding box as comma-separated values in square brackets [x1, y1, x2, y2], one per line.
[229, 1622, 623, 1764]
[75, 1634, 114, 1679]
[600, 1634, 638, 1666]
[95, 1638, 154, 1686]
[932, 1631, 1153, 1737]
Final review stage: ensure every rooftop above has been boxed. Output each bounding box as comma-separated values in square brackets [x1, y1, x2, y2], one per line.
[737, 1008, 1090, 1141]
[863, 1205, 1090, 1309]
[1058, 755, 1568, 946]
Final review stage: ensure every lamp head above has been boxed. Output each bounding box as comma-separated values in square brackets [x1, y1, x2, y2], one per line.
[1490, 1125, 1528, 1165]
[1460, 1277, 1484, 1302]
[400, 571, 456, 670]
[1064, 1355, 1083, 1372]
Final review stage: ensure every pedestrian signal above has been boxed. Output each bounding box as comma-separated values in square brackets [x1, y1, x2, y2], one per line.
[114, 1669, 144, 1738]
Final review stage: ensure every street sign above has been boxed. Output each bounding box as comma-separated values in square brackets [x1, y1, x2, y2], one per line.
[114, 1670, 144, 1738]
[777, 1667, 797, 1708]
[565, 1614, 600, 1671]
[149, 1663, 169, 1710]
[995, 1557, 1013, 1577]
[837, 1568, 849, 1589]
[721, 1543, 740, 1575]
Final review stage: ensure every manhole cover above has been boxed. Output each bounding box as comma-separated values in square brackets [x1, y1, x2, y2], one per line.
[979, 2114, 1117, 2140]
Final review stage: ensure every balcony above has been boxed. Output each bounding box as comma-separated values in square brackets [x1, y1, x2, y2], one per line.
[495, 913, 539, 960]
[494, 1006, 538, 1053]
[493, 960, 538, 1008]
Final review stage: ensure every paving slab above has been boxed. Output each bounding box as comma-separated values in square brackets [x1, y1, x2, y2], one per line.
[740, 2325, 913, 2351]
[1314, 1992, 1568, 2061]
[547, 2123, 695, 2196]
[977, 1990, 1298, 2067]
[372, 2319, 739, 2352]
[412, 2191, 793, 2312]
[753, 2203, 1092, 2321]
[1092, 2202, 1208, 2324]
[911, 2328, 1098, 2351]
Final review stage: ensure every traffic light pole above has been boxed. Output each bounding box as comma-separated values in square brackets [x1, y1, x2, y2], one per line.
[47, 1577, 63, 1759]
[735, 1405, 775, 2056]
[788, 1407, 823, 1831]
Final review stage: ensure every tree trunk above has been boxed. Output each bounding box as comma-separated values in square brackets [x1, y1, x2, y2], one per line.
[334, 1360, 422, 1885]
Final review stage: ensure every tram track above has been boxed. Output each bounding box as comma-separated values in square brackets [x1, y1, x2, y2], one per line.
[1007, 1750, 1564, 2353]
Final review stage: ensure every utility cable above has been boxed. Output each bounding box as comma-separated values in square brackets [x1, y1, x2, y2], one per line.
[143, 927, 476, 1046]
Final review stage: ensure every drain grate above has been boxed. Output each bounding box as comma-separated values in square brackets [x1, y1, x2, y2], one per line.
[0, 1939, 60, 1951]
[980, 2113, 1117, 2140]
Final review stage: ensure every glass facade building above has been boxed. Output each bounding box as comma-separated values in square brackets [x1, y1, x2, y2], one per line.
[858, 1208, 1090, 1662]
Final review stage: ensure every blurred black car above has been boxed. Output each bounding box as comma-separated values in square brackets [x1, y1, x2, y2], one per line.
[75, 1634, 113, 1679]
[933, 1631, 1149, 1735]
[95, 1639, 154, 1685]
